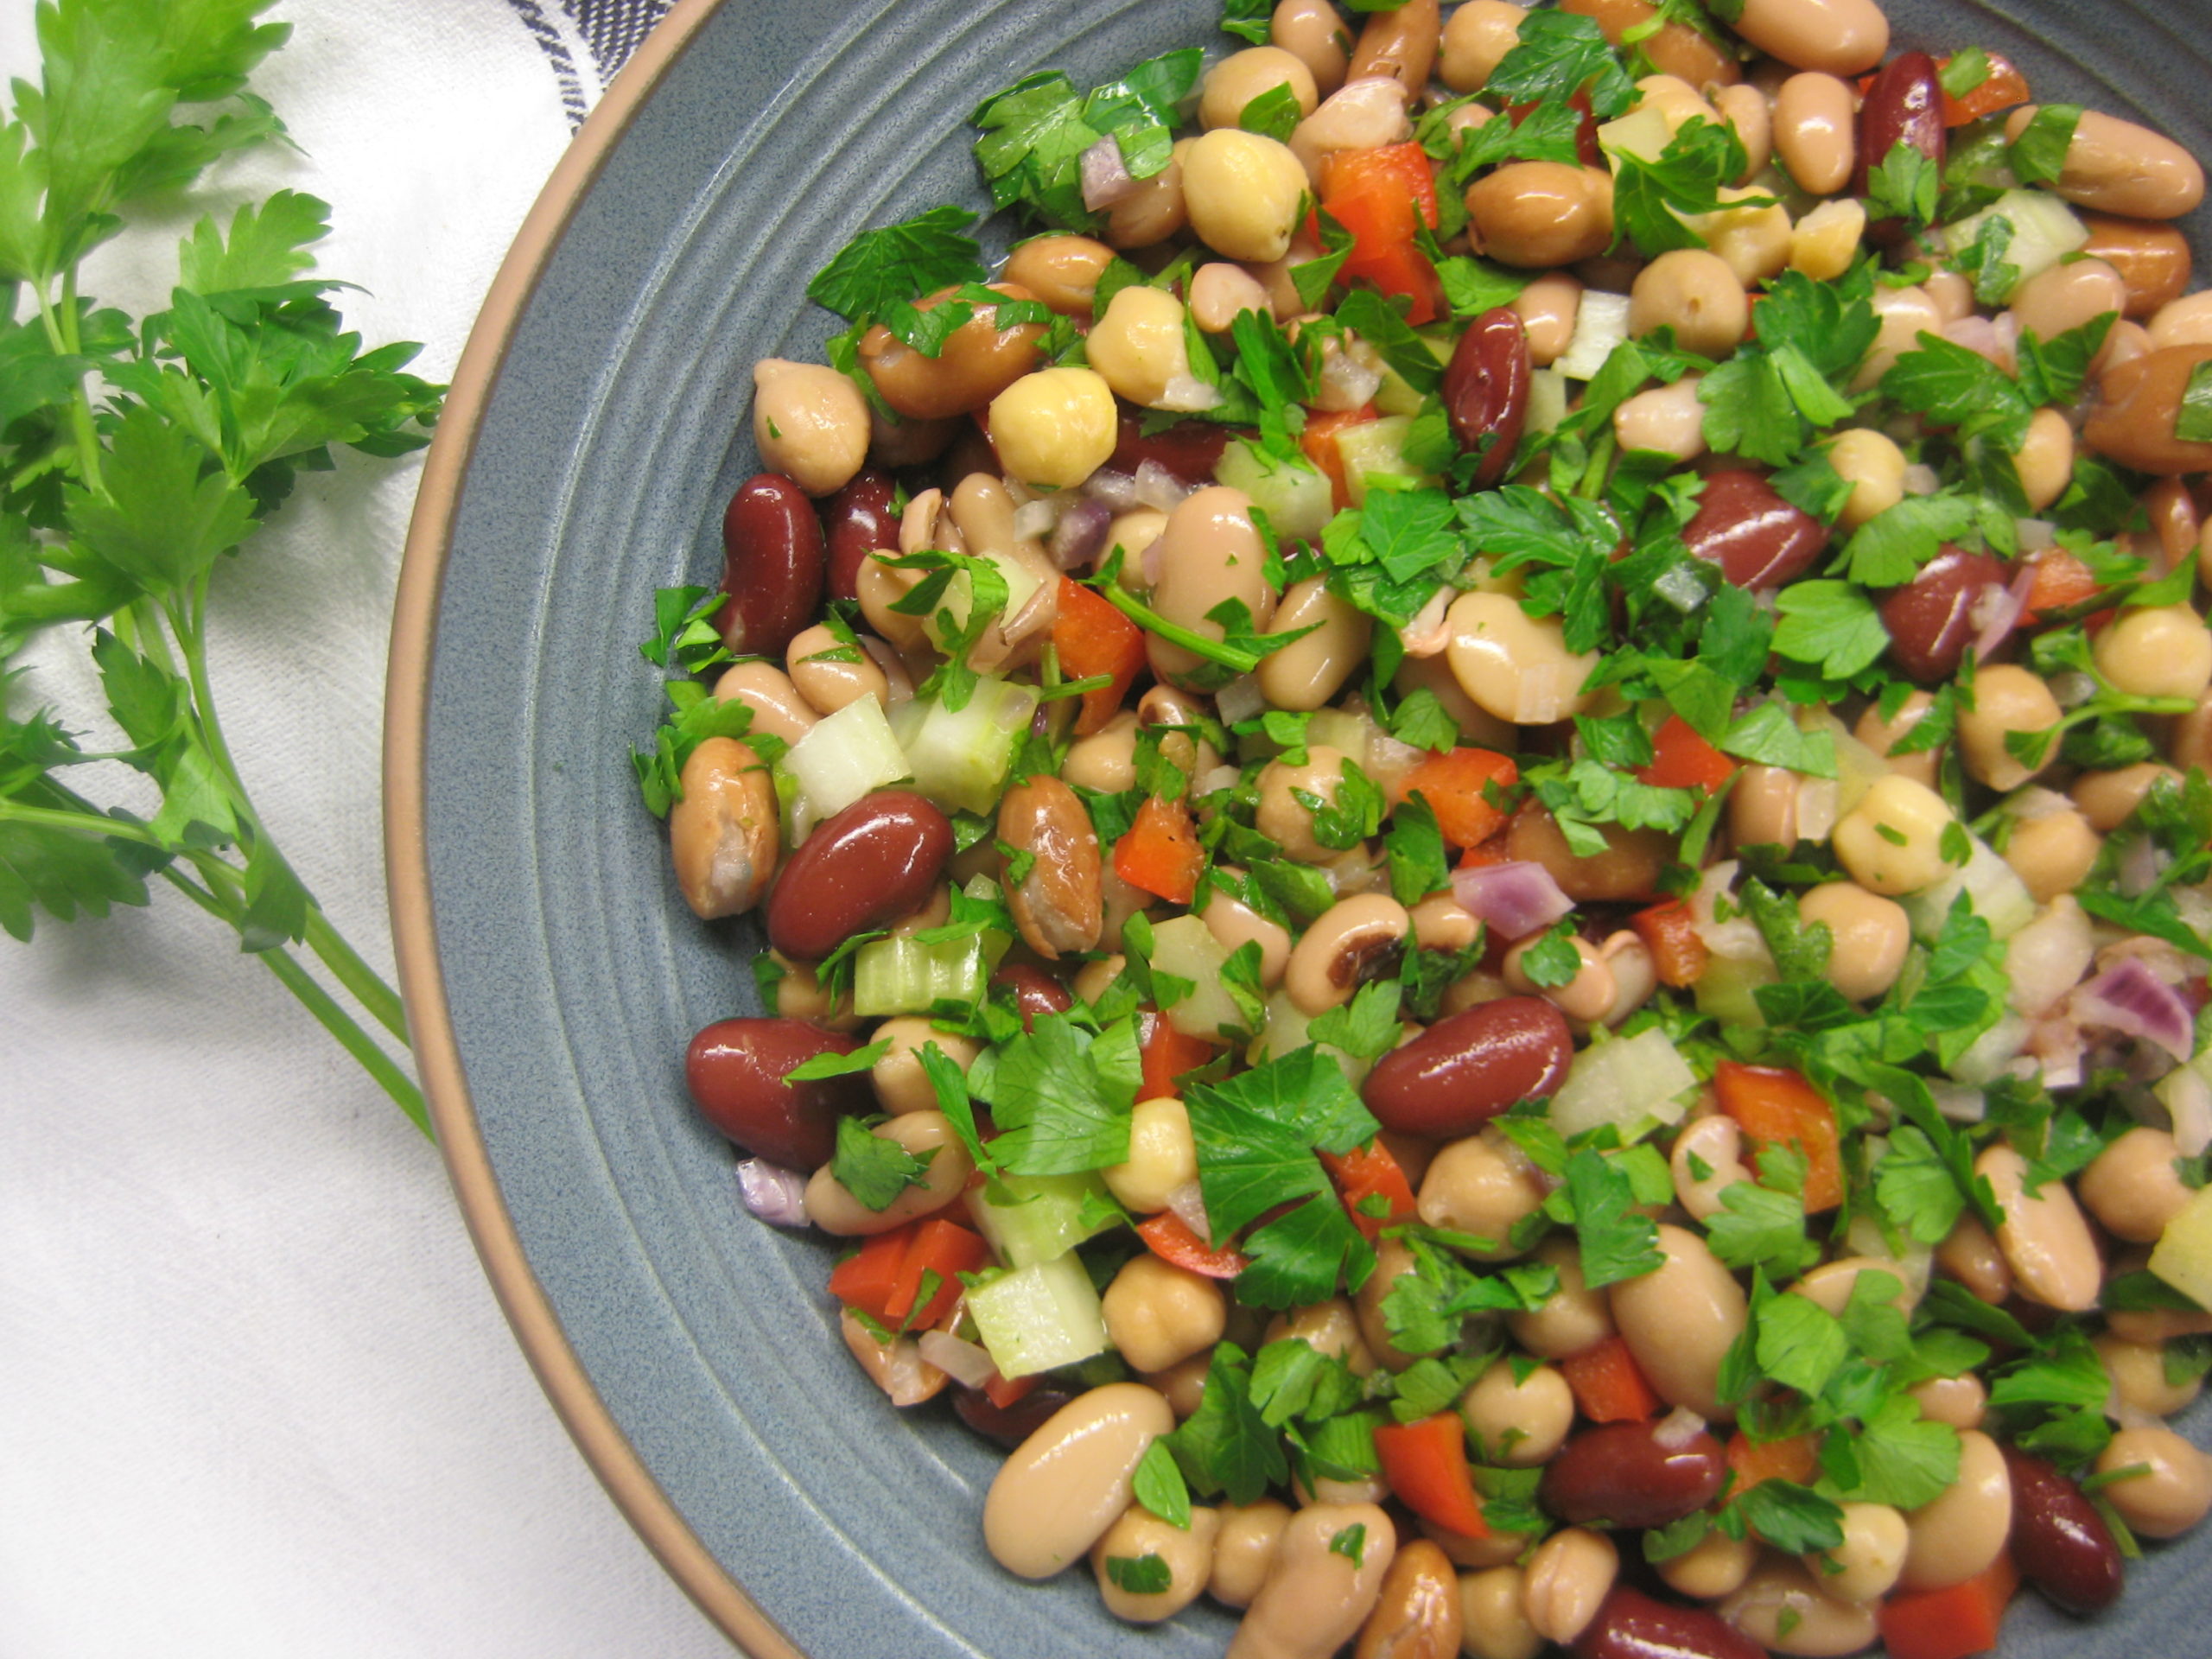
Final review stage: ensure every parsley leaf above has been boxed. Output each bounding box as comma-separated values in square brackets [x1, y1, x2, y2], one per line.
[1167, 1341, 1290, 1503]
[1483, 10, 1637, 120]
[1771, 581, 1890, 679]
[805, 206, 987, 325]
[1611, 118, 1759, 256]
[1562, 1149, 1662, 1289]
[830, 1115, 936, 1211]
[966, 1011, 1140, 1175]
[1133, 1435, 1192, 1527]
[2008, 105, 2082, 188]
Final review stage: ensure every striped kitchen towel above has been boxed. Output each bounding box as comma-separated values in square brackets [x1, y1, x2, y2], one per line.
[509, 0, 677, 124]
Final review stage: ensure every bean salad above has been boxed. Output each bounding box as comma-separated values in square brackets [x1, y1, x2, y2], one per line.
[635, 0, 2212, 1653]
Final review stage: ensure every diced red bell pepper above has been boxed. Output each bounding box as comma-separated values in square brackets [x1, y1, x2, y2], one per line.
[1392, 747, 1520, 849]
[1725, 1429, 1821, 1495]
[1135, 1210, 1250, 1279]
[1713, 1061, 1844, 1213]
[1630, 899, 1709, 988]
[1637, 714, 1737, 797]
[2023, 548, 2102, 620]
[1560, 1335, 1661, 1424]
[1878, 1554, 2019, 1659]
[1317, 143, 1442, 324]
[1114, 794, 1204, 906]
[1319, 1141, 1418, 1240]
[1939, 51, 2030, 125]
[1051, 577, 1147, 735]
[1300, 405, 1379, 512]
[1138, 1009, 1217, 1100]
[1374, 1412, 1491, 1538]
[826, 1218, 990, 1329]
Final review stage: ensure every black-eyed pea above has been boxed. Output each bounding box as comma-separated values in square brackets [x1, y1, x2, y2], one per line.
[840, 1308, 948, 1407]
[1612, 374, 1708, 461]
[804, 1112, 973, 1236]
[1630, 250, 1748, 356]
[1229, 1502, 1398, 1659]
[1978, 1142, 2103, 1312]
[868, 1017, 981, 1115]
[1103, 1097, 1199, 1214]
[1212, 1498, 1294, 1608]
[1731, 0, 1887, 75]
[1805, 1504, 1909, 1604]
[1355, 1242, 1427, 1375]
[1936, 1213, 2014, 1305]
[1465, 163, 1617, 269]
[1787, 197, 1866, 282]
[1509, 271, 1582, 367]
[1001, 233, 1116, 318]
[1147, 486, 1282, 690]
[2003, 105, 2206, 220]
[1853, 283, 1941, 391]
[1089, 286, 1204, 411]
[1899, 1429, 2012, 1592]
[1956, 664, 2063, 791]
[1098, 1259, 1224, 1390]
[1202, 45, 1320, 130]
[2094, 605, 2212, 699]
[1923, 266, 1975, 324]
[1192, 262, 1276, 333]
[1287, 893, 1411, 1017]
[1852, 689, 1941, 786]
[1773, 73, 1856, 194]
[712, 659, 819, 746]
[1459, 1565, 1542, 1659]
[1256, 745, 1354, 865]
[1416, 1128, 1546, 1256]
[1460, 1360, 1573, 1467]
[1656, 1529, 1758, 1600]
[1796, 881, 1910, 1002]
[1258, 576, 1375, 712]
[670, 737, 778, 920]
[2080, 1125, 2194, 1243]
[2073, 761, 2183, 835]
[2096, 1332, 2202, 1415]
[1593, 930, 1657, 1026]
[1273, 1295, 1381, 1377]
[1671, 1113, 1751, 1224]
[1354, 1539, 1463, 1659]
[2096, 1426, 2212, 1538]
[1185, 128, 1312, 264]
[1729, 762, 1805, 849]
[1712, 82, 1772, 181]
[1142, 1351, 1215, 1419]
[1907, 1371, 1987, 1430]
[1439, 0, 1525, 90]
[985, 1384, 1177, 1579]
[2010, 257, 2130, 356]
[1104, 139, 1190, 251]
[1506, 1236, 1617, 1359]
[1409, 893, 1479, 953]
[1522, 1527, 1618, 1646]
[1609, 1224, 1748, 1418]
[785, 621, 888, 718]
[2151, 289, 2212, 350]
[1094, 1503, 1222, 1623]
[751, 359, 869, 497]
[1691, 186, 1791, 287]
[1831, 774, 1956, 896]
[1719, 1560, 1878, 1656]
[1064, 710, 1141, 793]
[990, 367, 1120, 489]
[2003, 806, 2101, 904]
[1446, 591, 1600, 725]
[1502, 932, 1617, 1025]
[2015, 406, 2075, 512]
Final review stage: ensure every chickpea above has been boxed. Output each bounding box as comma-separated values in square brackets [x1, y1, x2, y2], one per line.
[1439, 0, 1527, 91]
[1103, 1254, 1229, 1374]
[1853, 690, 1941, 786]
[1691, 185, 1790, 287]
[1103, 1096, 1200, 1214]
[1459, 1565, 1543, 1659]
[2097, 1426, 2212, 1538]
[1612, 374, 1709, 461]
[1465, 162, 1615, 269]
[1087, 286, 1199, 410]
[1656, 1529, 1758, 1600]
[1510, 271, 1583, 367]
[1796, 881, 1910, 1002]
[1211, 1498, 1294, 1608]
[1460, 1361, 1573, 1467]
[1272, 0, 1352, 95]
[2095, 605, 2212, 700]
[988, 367, 1118, 488]
[750, 359, 868, 497]
[1201, 46, 1319, 131]
[1507, 1236, 1617, 1359]
[1831, 774, 1958, 896]
[1104, 140, 1189, 251]
[1183, 129, 1310, 263]
[2003, 806, 2101, 904]
[2080, 1126, 2194, 1243]
[1189, 262, 1275, 333]
[1417, 1128, 1546, 1255]
[868, 1017, 980, 1115]
[2096, 1333, 2203, 1416]
[1094, 1504, 1222, 1623]
[2015, 406, 2075, 512]
[1821, 427, 1905, 532]
[2073, 761, 2182, 834]
[1956, 664, 2062, 791]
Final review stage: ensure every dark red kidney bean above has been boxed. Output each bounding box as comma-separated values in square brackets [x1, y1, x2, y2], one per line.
[1880, 544, 2006, 683]
[1854, 50, 1946, 198]
[1445, 308, 1532, 489]
[992, 962, 1073, 1031]
[820, 469, 898, 603]
[684, 1017, 867, 1168]
[1682, 470, 1827, 589]
[717, 473, 823, 658]
[1541, 1420, 1728, 1529]
[939, 417, 1001, 491]
[765, 791, 954, 960]
[954, 1383, 1076, 1447]
[1574, 1586, 1766, 1659]
[1361, 996, 1572, 1137]
[1110, 413, 1230, 485]
[2004, 1447, 2124, 1615]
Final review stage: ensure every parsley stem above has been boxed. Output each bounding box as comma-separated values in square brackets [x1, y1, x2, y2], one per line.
[1087, 571, 1262, 674]
[1575, 429, 1616, 500]
[36, 267, 103, 497]
[0, 798, 165, 846]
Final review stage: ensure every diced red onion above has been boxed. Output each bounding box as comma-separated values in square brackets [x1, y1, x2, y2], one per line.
[1134, 460, 1192, 512]
[2016, 518, 2056, 553]
[1084, 467, 1141, 512]
[1316, 345, 1386, 410]
[1398, 587, 1452, 658]
[1929, 1081, 1987, 1123]
[1012, 497, 1058, 543]
[2167, 1065, 2212, 1158]
[1165, 1179, 1214, 1243]
[1653, 1405, 1707, 1450]
[735, 1158, 810, 1228]
[1051, 497, 1114, 570]
[2075, 957, 2197, 1062]
[917, 1330, 999, 1390]
[1080, 136, 1140, 210]
[2119, 832, 2169, 899]
[1157, 372, 1225, 414]
[1451, 860, 1574, 940]
[1970, 565, 2036, 664]
[1901, 463, 1941, 498]
[1216, 673, 1267, 725]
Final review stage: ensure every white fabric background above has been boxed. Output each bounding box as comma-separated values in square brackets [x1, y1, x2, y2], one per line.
[0, 2, 733, 1653]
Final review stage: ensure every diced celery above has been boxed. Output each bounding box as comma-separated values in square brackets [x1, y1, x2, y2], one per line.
[1526, 365, 1569, 435]
[778, 696, 908, 837]
[967, 1251, 1110, 1378]
[1556, 291, 1630, 381]
[1333, 416, 1433, 507]
[1939, 188, 2087, 289]
[2149, 1185, 2212, 1310]
[1948, 1013, 2026, 1085]
[852, 934, 991, 1017]
[1549, 1027, 1698, 1139]
[1695, 950, 1776, 1030]
[1149, 913, 1249, 1041]
[1249, 988, 1367, 1084]
[1306, 707, 1378, 762]
[1900, 833, 2035, 940]
[927, 548, 1046, 653]
[893, 676, 1039, 816]
[1215, 437, 1335, 543]
[969, 1171, 1120, 1268]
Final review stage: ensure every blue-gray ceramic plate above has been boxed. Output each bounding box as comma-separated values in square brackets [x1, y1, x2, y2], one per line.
[387, 1, 2212, 1653]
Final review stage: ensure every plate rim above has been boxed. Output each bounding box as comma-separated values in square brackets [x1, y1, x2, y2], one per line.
[380, 1, 788, 1650]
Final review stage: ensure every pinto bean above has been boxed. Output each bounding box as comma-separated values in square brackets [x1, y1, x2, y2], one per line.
[1504, 800, 1671, 902]
[1541, 1420, 1728, 1529]
[2081, 213, 2193, 319]
[859, 283, 1048, 421]
[670, 737, 778, 920]
[997, 776, 1103, 960]
[1347, 0, 1438, 93]
[1610, 1225, 1746, 1419]
[1560, 0, 1739, 87]
[2004, 1447, 2122, 1615]
[717, 473, 824, 658]
[1683, 471, 1827, 589]
[1444, 308, 1532, 489]
[1879, 545, 2005, 683]
[1354, 1538, 1461, 1659]
[766, 791, 953, 960]
[2005, 105, 2207, 220]
[684, 1017, 867, 1168]
[2084, 344, 2212, 474]
[1361, 997, 1573, 1138]
[1572, 1585, 1766, 1659]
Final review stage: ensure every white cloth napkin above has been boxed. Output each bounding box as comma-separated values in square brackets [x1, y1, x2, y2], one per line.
[0, 2, 734, 1652]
